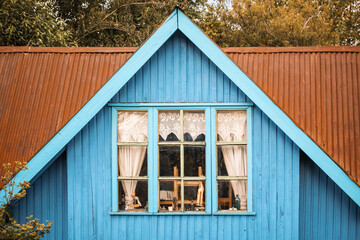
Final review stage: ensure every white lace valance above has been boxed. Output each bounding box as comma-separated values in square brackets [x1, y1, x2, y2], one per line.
[217, 110, 247, 142]
[118, 111, 148, 142]
[184, 111, 205, 140]
[158, 111, 205, 141]
[158, 111, 180, 140]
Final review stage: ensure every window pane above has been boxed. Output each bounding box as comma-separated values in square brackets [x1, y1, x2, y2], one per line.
[158, 111, 180, 142]
[118, 111, 148, 142]
[218, 180, 247, 211]
[119, 180, 148, 211]
[184, 180, 205, 212]
[184, 146, 206, 177]
[183, 110, 205, 142]
[159, 146, 180, 177]
[118, 146, 147, 177]
[217, 110, 246, 142]
[159, 180, 181, 212]
[217, 145, 247, 177]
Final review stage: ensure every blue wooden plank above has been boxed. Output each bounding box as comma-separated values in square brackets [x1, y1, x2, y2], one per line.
[276, 129, 285, 240]
[292, 144, 300, 239]
[202, 53, 209, 102]
[205, 108, 212, 213]
[269, 119, 277, 240]
[173, 32, 180, 102]
[223, 75, 230, 102]
[247, 107, 253, 212]
[165, 38, 173, 102]
[111, 108, 118, 212]
[150, 54, 158, 102]
[150, 108, 158, 213]
[209, 61, 217, 102]
[283, 136, 292, 238]
[210, 108, 217, 212]
[178, 34, 187, 102]
[158, 43, 166, 103]
[186, 39, 194, 100]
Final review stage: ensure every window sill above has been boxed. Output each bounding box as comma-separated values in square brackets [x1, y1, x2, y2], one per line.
[213, 211, 256, 216]
[109, 211, 256, 216]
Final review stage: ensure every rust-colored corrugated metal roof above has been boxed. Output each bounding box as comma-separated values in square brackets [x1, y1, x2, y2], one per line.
[0, 47, 134, 183]
[224, 46, 360, 186]
[0, 46, 359, 188]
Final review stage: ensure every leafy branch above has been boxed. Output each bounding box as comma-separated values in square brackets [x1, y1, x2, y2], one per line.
[0, 162, 52, 240]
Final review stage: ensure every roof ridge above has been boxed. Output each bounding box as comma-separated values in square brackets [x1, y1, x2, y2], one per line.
[1, 46, 360, 54]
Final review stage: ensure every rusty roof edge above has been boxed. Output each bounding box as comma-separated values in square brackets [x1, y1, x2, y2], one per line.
[0, 46, 138, 53]
[2, 46, 359, 54]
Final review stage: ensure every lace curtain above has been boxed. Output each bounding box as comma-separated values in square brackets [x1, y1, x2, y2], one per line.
[217, 111, 247, 210]
[158, 111, 205, 141]
[117, 111, 148, 210]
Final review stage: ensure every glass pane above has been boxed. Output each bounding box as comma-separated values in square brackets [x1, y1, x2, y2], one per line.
[159, 180, 181, 212]
[119, 180, 148, 211]
[218, 180, 247, 211]
[184, 146, 206, 177]
[158, 111, 180, 142]
[184, 180, 206, 212]
[159, 146, 180, 177]
[118, 146, 147, 177]
[217, 110, 246, 142]
[118, 111, 148, 142]
[183, 110, 205, 142]
[217, 145, 247, 177]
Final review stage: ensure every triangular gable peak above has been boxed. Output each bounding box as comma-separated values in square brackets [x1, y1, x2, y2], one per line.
[1, 8, 359, 206]
[111, 31, 249, 104]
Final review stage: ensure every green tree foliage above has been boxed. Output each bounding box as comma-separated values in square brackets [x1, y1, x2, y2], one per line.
[0, 0, 358, 47]
[0, 162, 52, 240]
[210, 0, 360, 47]
[53, 0, 206, 46]
[0, 0, 72, 46]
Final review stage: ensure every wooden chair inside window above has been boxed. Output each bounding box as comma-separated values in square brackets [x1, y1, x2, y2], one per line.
[172, 166, 205, 210]
[218, 184, 233, 209]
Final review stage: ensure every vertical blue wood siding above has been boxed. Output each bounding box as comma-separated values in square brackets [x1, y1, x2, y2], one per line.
[110, 32, 249, 104]
[65, 31, 300, 239]
[300, 152, 360, 240]
[12, 152, 67, 240]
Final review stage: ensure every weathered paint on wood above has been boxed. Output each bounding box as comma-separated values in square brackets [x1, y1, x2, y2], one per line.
[12, 152, 67, 240]
[66, 32, 300, 239]
[299, 152, 360, 240]
[111, 32, 249, 104]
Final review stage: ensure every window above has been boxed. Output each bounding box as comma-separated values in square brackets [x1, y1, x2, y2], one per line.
[116, 111, 148, 211]
[158, 110, 206, 212]
[216, 110, 248, 212]
[111, 105, 252, 214]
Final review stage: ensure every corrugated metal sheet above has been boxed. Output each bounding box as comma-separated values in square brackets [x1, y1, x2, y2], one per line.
[0, 43, 359, 188]
[66, 36, 300, 237]
[0, 47, 133, 181]
[224, 47, 360, 186]
[299, 151, 360, 239]
[13, 152, 67, 240]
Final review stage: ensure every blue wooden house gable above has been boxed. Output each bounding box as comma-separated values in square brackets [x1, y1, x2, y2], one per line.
[8, 8, 360, 240]
[65, 31, 300, 239]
